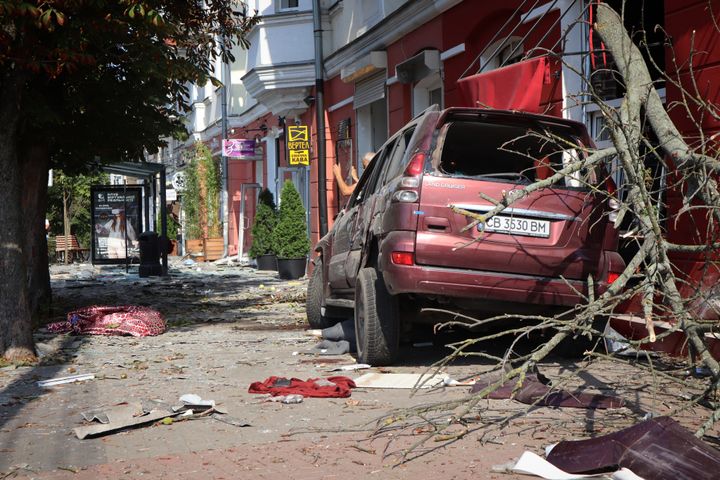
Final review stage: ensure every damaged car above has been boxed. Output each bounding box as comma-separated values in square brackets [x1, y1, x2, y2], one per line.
[307, 106, 624, 365]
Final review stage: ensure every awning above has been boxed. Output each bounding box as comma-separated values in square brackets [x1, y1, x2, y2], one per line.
[396, 50, 440, 84]
[457, 56, 550, 113]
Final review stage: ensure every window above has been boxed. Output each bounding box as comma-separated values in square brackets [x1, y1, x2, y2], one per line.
[349, 139, 396, 207]
[381, 127, 416, 184]
[277, 0, 299, 11]
[435, 120, 596, 190]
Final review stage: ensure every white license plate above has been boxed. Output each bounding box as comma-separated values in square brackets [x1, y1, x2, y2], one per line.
[479, 215, 550, 238]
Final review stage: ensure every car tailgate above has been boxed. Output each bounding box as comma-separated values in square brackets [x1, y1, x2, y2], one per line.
[414, 177, 606, 280]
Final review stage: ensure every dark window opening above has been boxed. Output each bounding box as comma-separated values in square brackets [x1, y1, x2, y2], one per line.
[435, 121, 596, 190]
[591, 0, 665, 100]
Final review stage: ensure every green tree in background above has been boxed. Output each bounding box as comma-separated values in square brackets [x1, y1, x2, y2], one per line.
[272, 181, 309, 259]
[248, 188, 277, 258]
[47, 170, 109, 258]
[183, 142, 221, 240]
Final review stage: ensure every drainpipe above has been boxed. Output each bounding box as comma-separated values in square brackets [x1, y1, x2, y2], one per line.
[312, 0, 328, 237]
[220, 54, 230, 258]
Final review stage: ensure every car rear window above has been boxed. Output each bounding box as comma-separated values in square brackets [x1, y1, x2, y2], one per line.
[433, 120, 596, 189]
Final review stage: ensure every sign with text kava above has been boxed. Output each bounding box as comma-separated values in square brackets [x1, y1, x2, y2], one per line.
[287, 125, 310, 166]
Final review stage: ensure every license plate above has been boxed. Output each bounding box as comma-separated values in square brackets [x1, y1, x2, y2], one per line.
[479, 215, 550, 238]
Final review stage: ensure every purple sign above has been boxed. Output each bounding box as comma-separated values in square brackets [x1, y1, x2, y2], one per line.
[222, 139, 256, 159]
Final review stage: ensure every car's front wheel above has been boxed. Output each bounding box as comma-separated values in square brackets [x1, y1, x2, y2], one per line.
[354, 267, 399, 366]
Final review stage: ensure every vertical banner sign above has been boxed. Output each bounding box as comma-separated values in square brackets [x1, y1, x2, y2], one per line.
[287, 125, 310, 166]
[91, 186, 143, 264]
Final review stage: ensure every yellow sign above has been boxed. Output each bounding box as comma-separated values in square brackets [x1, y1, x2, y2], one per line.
[287, 125, 310, 166]
[289, 150, 310, 166]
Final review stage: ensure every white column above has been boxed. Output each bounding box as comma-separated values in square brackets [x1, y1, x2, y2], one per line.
[560, 0, 586, 124]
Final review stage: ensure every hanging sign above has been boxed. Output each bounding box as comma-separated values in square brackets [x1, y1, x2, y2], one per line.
[223, 139, 257, 159]
[287, 125, 310, 166]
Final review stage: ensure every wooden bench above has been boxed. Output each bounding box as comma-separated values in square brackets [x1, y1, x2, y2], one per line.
[54, 235, 90, 263]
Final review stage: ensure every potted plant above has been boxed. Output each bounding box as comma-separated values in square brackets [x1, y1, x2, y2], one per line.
[182, 142, 223, 261]
[248, 188, 278, 270]
[272, 180, 309, 279]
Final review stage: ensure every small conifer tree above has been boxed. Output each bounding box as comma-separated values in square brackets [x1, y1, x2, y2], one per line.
[272, 181, 309, 259]
[248, 189, 277, 258]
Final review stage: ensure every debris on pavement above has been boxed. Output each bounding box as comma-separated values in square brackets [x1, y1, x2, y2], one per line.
[545, 417, 720, 480]
[267, 394, 304, 404]
[307, 319, 356, 354]
[248, 376, 356, 398]
[308, 339, 353, 355]
[74, 402, 179, 439]
[329, 363, 371, 372]
[75, 394, 244, 439]
[470, 370, 625, 409]
[47, 305, 166, 337]
[508, 451, 644, 480]
[353, 372, 449, 389]
[37, 373, 95, 387]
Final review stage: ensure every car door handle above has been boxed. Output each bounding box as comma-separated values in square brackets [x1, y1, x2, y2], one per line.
[425, 217, 450, 231]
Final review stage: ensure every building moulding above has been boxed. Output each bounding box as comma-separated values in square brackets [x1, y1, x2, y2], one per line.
[324, 0, 463, 78]
[241, 61, 314, 117]
[340, 51, 387, 83]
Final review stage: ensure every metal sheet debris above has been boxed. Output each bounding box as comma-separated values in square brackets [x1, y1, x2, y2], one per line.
[38, 373, 95, 387]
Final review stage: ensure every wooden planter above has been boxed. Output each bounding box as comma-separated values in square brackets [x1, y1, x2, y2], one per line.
[185, 237, 224, 262]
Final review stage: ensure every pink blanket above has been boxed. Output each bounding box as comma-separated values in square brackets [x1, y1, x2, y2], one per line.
[48, 305, 166, 337]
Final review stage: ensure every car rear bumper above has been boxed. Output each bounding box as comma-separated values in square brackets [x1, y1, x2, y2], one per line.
[379, 231, 598, 307]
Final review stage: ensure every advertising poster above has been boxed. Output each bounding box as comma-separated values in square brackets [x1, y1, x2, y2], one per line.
[91, 186, 143, 264]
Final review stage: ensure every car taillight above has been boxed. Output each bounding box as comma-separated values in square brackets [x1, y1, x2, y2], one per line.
[391, 251, 414, 266]
[607, 272, 620, 284]
[404, 153, 426, 176]
[392, 153, 425, 204]
[392, 190, 419, 203]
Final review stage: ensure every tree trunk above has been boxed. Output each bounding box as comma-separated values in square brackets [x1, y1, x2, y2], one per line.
[20, 144, 51, 323]
[0, 72, 36, 361]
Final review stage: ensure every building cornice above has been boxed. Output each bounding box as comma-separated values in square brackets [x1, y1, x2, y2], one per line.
[324, 0, 463, 78]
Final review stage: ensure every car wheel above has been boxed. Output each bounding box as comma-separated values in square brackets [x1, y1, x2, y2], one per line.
[306, 257, 343, 329]
[555, 316, 607, 358]
[354, 267, 399, 366]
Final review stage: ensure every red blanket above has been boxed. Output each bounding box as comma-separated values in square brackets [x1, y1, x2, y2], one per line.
[248, 376, 356, 398]
[47, 305, 166, 337]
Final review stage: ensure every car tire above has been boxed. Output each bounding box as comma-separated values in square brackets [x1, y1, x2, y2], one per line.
[555, 316, 607, 358]
[306, 257, 342, 329]
[354, 267, 399, 366]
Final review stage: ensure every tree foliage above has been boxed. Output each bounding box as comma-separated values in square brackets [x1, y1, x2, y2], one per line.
[183, 142, 220, 240]
[272, 181, 309, 259]
[0, 1, 259, 360]
[249, 188, 278, 258]
[47, 170, 108, 249]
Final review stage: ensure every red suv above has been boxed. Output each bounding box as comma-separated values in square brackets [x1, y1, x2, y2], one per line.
[307, 107, 624, 365]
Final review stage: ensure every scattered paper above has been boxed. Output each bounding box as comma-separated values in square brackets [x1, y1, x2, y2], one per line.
[353, 372, 449, 389]
[330, 363, 371, 372]
[38, 373, 95, 387]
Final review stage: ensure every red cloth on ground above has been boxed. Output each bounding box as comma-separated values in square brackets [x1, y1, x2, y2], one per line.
[457, 56, 550, 113]
[248, 376, 356, 398]
[47, 305, 166, 337]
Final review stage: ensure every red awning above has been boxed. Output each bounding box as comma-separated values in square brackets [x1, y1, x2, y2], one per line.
[457, 56, 550, 113]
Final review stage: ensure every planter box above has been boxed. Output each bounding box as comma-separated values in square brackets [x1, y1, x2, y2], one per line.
[277, 257, 307, 280]
[255, 254, 278, 271]
[185, 237, 223, 262]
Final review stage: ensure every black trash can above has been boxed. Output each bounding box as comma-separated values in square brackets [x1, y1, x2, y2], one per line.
[138, 231, 162, 277]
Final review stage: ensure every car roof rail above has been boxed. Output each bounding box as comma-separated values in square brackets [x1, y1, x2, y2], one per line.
[411, 104, 441, 121]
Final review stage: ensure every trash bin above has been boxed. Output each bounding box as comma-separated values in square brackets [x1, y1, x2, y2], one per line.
[138, 231, 162, 277]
